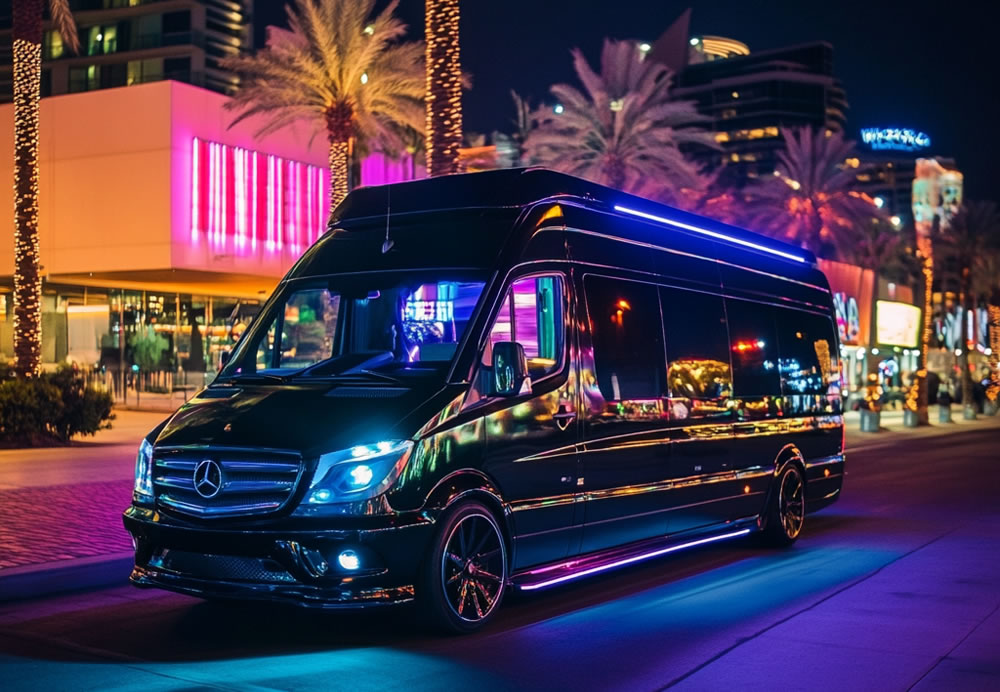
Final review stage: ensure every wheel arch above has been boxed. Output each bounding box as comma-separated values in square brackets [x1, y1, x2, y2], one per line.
[759, 445, 807, 528]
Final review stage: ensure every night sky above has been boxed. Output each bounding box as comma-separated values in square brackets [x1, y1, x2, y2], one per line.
[255, 1, 1000, 203]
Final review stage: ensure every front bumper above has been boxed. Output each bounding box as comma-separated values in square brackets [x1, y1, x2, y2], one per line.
[122, 506, 435, 609]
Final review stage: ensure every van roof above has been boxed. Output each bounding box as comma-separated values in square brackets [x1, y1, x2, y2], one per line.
[333, 167, 817, 266]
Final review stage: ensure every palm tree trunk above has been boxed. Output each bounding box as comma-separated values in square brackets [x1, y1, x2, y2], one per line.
[328, 140, 350, 211]
[425, 0, 463, 177]
[905, 233, 933, 425]
[12, 0, 44, 378]
[987, 295, 1000, 406]
[325, 103, 352, 213]
[959, 268, 976, 418]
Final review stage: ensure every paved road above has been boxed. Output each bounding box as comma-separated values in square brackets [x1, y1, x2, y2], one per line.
[1, 421, 998, 691]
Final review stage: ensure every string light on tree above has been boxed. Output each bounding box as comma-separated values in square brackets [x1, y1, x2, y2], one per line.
[425, 0, 463, 177]
[12, 31, 44, 378]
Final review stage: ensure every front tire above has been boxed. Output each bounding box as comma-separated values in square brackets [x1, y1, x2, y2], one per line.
[760, 463, 805, 547]
[418, 500, 508, 634]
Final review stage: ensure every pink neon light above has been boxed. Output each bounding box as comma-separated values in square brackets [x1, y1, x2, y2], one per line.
[191, 138, 200, 241]
[251, 151, 258, 251]
[190, 138, 328, 254]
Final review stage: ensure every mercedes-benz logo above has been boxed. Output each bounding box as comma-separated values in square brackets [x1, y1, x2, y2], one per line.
[193, 459, 223, 499]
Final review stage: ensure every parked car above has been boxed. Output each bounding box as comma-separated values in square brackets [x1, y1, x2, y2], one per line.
[124, 168, 845, 633]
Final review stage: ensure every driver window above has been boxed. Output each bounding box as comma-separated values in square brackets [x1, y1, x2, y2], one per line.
[484, 275, 564, 380]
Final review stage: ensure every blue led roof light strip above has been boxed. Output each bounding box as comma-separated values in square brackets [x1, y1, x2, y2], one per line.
[613, 204, 808, 264]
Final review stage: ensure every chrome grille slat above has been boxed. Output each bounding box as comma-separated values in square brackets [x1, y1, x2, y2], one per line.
[221, 460, 300, 473]
[222, 480, 296, 493]
[152, 447, 303, 518]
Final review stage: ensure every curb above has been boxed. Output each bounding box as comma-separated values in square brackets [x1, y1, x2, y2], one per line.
[0, 552, 134, 603]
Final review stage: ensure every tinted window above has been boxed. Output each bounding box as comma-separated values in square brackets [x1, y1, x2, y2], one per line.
[488, 275, 564, 379]
[661, 288, 732, 420]
[726, 299, 780, 397]
[585, 276, 665, 401]
[774, 309, 842, 414]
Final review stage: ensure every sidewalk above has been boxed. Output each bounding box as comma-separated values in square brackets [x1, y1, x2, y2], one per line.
[845, 406, 1000, 451]
[0, 409, 166, 600]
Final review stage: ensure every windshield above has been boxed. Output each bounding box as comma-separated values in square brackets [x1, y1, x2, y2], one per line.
[219, 272, 488, 382]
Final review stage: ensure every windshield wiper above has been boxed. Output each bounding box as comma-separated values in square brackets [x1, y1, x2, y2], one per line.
[346, 369, 403, 384]
[217, 372, 289, 384]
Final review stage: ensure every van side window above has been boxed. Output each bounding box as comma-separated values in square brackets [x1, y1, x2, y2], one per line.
[725, 299, 781, 400]
[774, 309, 843, 414]
[585, 276, 666, 401]
[661, 287, 732, 421]
[487, 275, 564, 380]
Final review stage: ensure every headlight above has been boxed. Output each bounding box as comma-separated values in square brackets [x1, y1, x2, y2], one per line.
[134, 438, 153, 502]
[302, 440, 413, 506]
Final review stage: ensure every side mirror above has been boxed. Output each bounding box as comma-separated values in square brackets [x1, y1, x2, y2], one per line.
[489, 341, 531, 397]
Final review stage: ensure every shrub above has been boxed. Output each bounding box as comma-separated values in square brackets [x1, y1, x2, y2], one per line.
[0, 365, 114, 446]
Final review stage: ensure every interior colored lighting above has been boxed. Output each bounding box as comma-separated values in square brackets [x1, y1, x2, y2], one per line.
[519, 528, 751, 590]
[613, 205, 808, 263]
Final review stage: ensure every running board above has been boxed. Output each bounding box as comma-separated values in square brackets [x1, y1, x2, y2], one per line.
[511, 521, 757, 591]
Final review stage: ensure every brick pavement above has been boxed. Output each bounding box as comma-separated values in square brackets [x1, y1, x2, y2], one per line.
[0, 480, 132, 570]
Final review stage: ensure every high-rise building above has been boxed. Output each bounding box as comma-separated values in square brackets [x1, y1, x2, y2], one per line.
[647, 10, 847, 187]
[0, 0, 251, 102]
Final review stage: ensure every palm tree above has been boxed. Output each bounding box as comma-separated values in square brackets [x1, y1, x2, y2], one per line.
[746, 127, 886, 259]
[938, 201, 1000, 417]
[425, 0, 463, 176]
[222, 0, 424, 213]
[11, 0, 78, 378]
[523, 39, 716, 200]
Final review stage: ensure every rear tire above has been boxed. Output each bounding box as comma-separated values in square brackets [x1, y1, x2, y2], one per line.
[760, 463, 805, 547]
[418, 500, 508, 634]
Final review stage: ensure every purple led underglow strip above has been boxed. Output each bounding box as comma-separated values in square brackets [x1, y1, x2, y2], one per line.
[613, 204, 808, 263]
[518, 528, 751, 591]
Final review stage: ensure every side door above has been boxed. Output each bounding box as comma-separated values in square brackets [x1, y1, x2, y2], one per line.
[578, 274, 672, 554]
[724, 298, 785, 519]
[469, 269, 582, 570]
[659, 286, 741, 534]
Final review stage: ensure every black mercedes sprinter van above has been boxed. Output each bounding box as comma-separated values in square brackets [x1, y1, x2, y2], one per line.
[124, 168, 844, 633]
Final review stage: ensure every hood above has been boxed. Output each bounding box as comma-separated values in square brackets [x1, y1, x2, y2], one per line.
[153, 380, 460, 458]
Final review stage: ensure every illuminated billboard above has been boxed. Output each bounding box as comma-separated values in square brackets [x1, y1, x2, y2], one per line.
[876, 300, 921, 347]
[860, 127, 931, 152]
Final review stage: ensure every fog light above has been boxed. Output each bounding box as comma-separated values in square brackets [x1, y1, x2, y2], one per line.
[338, 550, 361, 571]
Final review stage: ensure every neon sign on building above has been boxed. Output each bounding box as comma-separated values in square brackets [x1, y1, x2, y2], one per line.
[190, 138, 330, 253]
[860, 127, 931, 152]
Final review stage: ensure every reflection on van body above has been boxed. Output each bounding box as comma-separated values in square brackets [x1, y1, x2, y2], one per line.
[123, 169, 844, 633]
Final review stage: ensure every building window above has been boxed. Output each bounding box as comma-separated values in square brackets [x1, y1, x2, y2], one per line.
[86, 25, 118, 55]
[43, 30, 64, 59]
[585, 276, 665, 401]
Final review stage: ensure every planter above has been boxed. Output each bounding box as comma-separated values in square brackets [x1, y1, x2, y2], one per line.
[860, 409, 881, 432]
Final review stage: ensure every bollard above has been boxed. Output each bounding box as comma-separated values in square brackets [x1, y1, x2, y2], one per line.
[938, 404, 953, 423]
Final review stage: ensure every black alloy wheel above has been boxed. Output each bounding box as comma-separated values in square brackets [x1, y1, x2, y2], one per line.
[761, 463, 805, 546]
[420, 500, 507, 634]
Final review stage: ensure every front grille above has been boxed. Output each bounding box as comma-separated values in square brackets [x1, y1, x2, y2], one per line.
[149, 549, 297, 583]
[152, 446, 303, 518]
